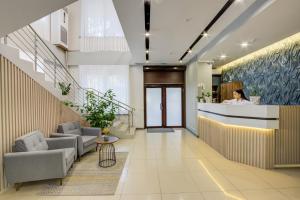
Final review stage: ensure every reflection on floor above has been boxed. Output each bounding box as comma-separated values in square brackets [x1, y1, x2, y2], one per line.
[1, 129, 300, 200]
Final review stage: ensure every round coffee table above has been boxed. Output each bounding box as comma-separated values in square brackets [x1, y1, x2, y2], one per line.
[96, 136, 119, 168]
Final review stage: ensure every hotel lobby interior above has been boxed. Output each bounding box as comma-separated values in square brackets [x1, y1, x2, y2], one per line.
[0, 0, 300, 199]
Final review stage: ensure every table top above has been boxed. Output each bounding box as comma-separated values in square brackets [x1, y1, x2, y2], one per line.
[96, 136, 119, 144]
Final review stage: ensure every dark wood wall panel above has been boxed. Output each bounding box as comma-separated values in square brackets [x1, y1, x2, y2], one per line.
[144, 71, 185, 85]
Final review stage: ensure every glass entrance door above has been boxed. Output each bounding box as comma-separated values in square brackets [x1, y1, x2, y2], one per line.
[146, 88, 162, 127]
[146, 86, 183, 128]
[166, 87, 182, 127]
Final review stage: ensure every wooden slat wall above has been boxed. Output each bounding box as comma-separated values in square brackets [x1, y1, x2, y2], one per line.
[275, 106, 300, 165]
[198, 117, 275, 169]
[0, 55, 83, 192]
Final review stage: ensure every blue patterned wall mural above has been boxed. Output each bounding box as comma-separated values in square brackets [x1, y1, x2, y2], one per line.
[222, 34, 300, 105]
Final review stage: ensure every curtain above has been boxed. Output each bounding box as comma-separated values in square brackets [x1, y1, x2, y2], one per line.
[80, 0, 129, 52]
[79, 65, 129, 104]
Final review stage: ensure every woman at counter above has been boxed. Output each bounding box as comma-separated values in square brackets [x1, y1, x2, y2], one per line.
[222, 89, 253, 105]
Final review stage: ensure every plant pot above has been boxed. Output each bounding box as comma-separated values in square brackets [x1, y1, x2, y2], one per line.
[103, 135, 109, 141]
[102, 127, 110, 135]
[250, 96, 261, 105]
[205, 97, 211, 103]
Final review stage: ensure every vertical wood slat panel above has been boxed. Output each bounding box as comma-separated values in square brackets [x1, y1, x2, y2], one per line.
[275, 106, 300, 165]
[198, 117, 275, 169]
[0, 55, 85, 192]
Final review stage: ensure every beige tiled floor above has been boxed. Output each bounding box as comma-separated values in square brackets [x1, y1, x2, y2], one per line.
[1, 129, 300, 200]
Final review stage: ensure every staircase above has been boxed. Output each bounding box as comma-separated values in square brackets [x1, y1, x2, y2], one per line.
[0, 25, 135, 139]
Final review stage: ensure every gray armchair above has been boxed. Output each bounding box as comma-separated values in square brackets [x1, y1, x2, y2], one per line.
[4, 130, 76, 190]
[52, 122, 100, 160]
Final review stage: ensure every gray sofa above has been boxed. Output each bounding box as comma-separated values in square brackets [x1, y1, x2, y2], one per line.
[52, 122, 100, 160]
[4, 130, 77, 190]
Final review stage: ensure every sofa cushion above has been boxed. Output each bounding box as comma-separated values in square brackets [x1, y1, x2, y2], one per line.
[73, 122, 81, 129]
[82, 136, 97, 147]
[66, 129, 82, 136]
[57, 122, 75, 133]
[64, 148, 75, 167]
[15, 130, 48, 152]
[58, 122, 82, 136]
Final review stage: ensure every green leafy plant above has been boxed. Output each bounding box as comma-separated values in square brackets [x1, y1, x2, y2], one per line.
[83, 89, 117, 129]
[249, 85, 260, 96]
[197, 91, 211, 102]
[64, 89, 117, 130]
[58, 82, 71, 95]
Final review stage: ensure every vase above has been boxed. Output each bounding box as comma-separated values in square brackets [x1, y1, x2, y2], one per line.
[250, 96, 261, 105]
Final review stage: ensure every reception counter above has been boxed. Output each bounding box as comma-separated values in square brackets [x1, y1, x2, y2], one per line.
[197, 103, 300, 169]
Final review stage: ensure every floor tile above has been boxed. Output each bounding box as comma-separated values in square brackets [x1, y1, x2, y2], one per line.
[120, 194, 161, 200]
[278, 188, 300, 200]
[122, 172, 160, 194]
[201, 190, 246, 200]
[221, 169, 272, 190]
[241, 189, 288, 200]
[159, 172, 198, 193]
[162, 193, 204, 200]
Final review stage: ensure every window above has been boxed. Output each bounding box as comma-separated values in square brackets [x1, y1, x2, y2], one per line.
[80, 0, 129, 52]
[79, 65, 129, 104]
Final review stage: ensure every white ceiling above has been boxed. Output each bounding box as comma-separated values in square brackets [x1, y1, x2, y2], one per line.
[113, 0, 300, 66]
[0, 0, 77, 37]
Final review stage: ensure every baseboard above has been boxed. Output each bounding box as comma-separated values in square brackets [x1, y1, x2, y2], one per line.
[186, 127, 199, 138]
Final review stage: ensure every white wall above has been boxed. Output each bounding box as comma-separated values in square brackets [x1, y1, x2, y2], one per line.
[129, 65, 144, 128]
[67, 1, 81, 51]
[30, 14, 67, 65]
[31, 15, 51, 41]
[185, 62, 212, 135]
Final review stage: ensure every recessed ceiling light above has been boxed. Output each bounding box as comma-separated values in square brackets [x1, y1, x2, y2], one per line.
[145, 32, 150, 37]
[220, 54, 227, 59]
[235, 0, 244, 3]
[146, 60, 149, 63]
[202, 32, 209, 37]
[146, 50, 149, 53]
[240, 42, 249, 48]
[179, 60, 183, 63]
[188, 49, 192, 54]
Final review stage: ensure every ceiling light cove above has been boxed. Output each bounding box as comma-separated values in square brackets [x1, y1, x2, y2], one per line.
[144, 0, 151, 64]
[179, 0, 235, 62]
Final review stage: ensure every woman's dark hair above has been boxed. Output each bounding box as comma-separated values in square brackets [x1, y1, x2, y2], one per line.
[234, 89, 248, 100]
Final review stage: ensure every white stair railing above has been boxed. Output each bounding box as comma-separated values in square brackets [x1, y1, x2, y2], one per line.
[2, 25, 134, 128]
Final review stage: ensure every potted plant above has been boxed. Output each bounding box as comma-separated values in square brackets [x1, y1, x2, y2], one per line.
[63, 89, 117, 141]
[197, 91, 212, 103]
[249, 86, 261, 105]
[205, 92, 211, 103]
[58, 82, 71, 96]
[83, 89, 117, 141]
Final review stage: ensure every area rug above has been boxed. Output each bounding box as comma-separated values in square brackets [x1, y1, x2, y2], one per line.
[147, 128, 174, 133]
[39, 151, 128, 196]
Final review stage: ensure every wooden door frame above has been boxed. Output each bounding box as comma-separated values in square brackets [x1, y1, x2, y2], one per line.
[144, 84, 186, 128]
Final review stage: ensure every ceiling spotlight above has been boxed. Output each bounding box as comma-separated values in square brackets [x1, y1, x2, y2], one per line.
[202, 32, 208, 37]
[145, 32, 150, 37]
[240, 42, 249, 48]
[220, 54, 227, 59]
[179, 60, 183, 63]
[146, 60, 149, 63]
[235, 0, 244, 3]
[188, 49, 192, 54]
[146, 49, 149, 53]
